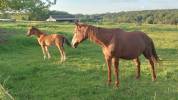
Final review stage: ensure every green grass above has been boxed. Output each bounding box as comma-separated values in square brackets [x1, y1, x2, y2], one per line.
[0, 22, 178, 100]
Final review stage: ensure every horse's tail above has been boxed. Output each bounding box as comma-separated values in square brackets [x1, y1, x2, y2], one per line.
[151, 41, 160, 63]
[63, 37, 72, 47]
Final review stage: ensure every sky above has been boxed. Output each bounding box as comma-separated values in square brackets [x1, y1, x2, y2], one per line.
[50, 0, 178, 14]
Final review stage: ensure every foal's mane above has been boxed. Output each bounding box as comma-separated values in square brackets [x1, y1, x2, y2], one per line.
[32, 27, 46, 35]
[32, 27, 42, 32]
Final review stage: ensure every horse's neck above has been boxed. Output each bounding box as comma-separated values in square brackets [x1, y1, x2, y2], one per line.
[89, 27, 112, 47]
[36, 30, 46, 38]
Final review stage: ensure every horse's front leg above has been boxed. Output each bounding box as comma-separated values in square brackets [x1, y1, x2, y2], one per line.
[105, 56, 112, 86]
[45, 46, 51, 59]
[41, 45, 47, 60]
[113, 58, 119, 87]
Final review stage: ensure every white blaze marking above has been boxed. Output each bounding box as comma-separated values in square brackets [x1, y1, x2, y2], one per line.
[72, 34, 77, 46]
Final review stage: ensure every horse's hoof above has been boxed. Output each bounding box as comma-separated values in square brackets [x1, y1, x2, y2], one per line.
[107, 80, 112, 86]
[114, 84, 119, 89]
[115, 81, 119, 88]
[60, 60, 65, 64]
[152, 76, 157, 81]
[114, 86, 119, 89]
[152, 78, 157, 81]
[136, 76, 140, 80]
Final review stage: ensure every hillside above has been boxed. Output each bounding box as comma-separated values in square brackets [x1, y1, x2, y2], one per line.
[76, 9, 178, 24]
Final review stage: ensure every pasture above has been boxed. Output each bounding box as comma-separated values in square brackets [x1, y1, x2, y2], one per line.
[0, 22, 178, 100]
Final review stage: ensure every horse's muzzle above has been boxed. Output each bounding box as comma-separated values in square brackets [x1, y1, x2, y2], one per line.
[72, 42, 79, 48]
[26, 33, 31, 37]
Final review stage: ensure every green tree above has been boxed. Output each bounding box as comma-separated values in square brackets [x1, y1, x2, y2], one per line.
[0, 0, 8, 10]
[135, 15, 143, 25]
[0, 0, 55, 20]
[146, 16, 154, 24]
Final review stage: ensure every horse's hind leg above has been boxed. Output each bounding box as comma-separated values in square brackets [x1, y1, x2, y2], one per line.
[143, 52, 157, 81]
[133, 57, 141, 79]
[148, 58, 157, 81]
[56, 45, 64, 62]
[60, 46, 66, 62]
[56, 42, 67, 62]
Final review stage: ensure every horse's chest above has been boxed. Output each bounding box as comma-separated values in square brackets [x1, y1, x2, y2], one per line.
[102, 45, 115, 57]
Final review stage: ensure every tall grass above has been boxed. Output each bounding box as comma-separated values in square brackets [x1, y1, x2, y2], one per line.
[0, 22, 178, 100]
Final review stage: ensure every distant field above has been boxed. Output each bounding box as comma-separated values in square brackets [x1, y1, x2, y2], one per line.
[0, 22, 178, 100]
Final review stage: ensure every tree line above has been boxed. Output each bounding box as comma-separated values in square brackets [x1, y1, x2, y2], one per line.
[77, 9, 178, 25]
[0, 0, 178, 25]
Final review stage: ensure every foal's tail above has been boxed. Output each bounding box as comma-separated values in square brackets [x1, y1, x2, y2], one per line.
[63, 37, 72, 47]
[151, 41, 160, 62]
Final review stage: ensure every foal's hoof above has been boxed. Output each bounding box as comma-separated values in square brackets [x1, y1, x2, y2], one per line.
[43, 56, 47, 60]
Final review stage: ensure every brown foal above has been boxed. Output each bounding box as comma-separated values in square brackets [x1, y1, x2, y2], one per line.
[71, 22, 159, 87]
[27, 26, 71, 62]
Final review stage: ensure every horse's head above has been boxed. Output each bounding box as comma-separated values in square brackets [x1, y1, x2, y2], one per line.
[71, 22, 89, 48]
[26, 26, 37, 37]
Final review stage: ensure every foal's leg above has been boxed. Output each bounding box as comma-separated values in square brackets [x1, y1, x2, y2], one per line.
[56, 45, 64, 62]
[60, 46, 66, 62]
[45, 46, 51, 59]
[41, 45, 47, 60]
[105, 56, 112, 85]
[113, 58, 119, 87]
[148, 58, 157, 81]
[133, 57, 141, 79]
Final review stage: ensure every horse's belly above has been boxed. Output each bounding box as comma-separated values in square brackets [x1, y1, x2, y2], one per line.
[44, 39, 55, 46]
[114, 48, 143, 60]
[120, 55, 138, 60]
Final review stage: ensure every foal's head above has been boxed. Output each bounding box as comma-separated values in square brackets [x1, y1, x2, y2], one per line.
[27, 26, 39, 37]
[71, 22, 90, 48]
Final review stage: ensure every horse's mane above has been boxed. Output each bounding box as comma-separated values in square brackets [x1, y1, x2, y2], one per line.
[79, 23, 122, 46]
[32, 27, 46, 35]
[32, 27, 41, 32]
[79, 23, 104, 45]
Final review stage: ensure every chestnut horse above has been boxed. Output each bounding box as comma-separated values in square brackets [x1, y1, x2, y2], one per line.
[27, 26, 71, 62]
[71, 23, 159, 87]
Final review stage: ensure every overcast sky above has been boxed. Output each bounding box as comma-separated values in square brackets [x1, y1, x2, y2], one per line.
[50, 0, 178, 14]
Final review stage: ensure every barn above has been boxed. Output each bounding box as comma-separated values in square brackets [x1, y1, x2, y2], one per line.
[46, 15, 79, 22]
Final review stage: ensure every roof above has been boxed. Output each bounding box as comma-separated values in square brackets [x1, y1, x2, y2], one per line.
[47, 15, 78, 21]
[50, 15, 75, 19]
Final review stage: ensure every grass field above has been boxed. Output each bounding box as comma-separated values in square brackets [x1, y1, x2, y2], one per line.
[0, 22, 178, 100]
